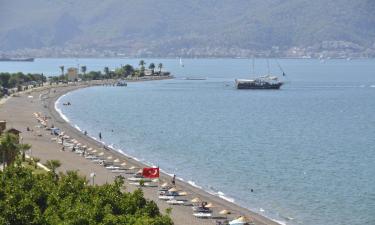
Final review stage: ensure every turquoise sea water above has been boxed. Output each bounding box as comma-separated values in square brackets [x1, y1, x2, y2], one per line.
[2, 58, 375, 225]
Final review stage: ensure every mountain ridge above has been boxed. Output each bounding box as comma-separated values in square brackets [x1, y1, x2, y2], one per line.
[1, 0, 375, 57]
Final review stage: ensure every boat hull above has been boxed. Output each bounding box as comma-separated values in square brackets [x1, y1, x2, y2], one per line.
[236, 81, 283, 90]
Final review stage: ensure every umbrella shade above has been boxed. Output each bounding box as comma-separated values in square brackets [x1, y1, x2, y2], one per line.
[92, 150, 97, 153]
[77, 143, 82, 146]
[82, 145, 87, 148]
[136, 169, 143, 174]
[191, 197, 201, 203]
[219, 209, 231, 215]
[168, 187, 178, 192]
[129, 166, 136, 170]
[107, 156, 113, 160]
[114, 159, 120, 163]
[178, 191, 188, 196]
[98, 152, 104, 156]
[88, 147, 93, 151]
[205, 203, 214, 208]
[229, 216, 252, 224]
[73, 140, 78, 144]
[161, 182, 169, 187]
[121, 162, 127, 166]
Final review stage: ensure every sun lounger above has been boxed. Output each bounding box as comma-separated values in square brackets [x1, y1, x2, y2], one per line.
[193, 212, 212, 218]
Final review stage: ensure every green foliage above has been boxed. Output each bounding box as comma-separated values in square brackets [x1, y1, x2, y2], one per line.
[0, 72, 45, 89]
[0, 132, 22, 167]
[0, 165, 173, 225]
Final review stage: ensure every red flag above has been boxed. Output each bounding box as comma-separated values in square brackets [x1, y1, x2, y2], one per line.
[142, 167, 159, 178]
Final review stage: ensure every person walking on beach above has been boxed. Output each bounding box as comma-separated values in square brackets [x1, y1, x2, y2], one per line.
[172, 174, 176, 186]
[99, 132, 102, 140]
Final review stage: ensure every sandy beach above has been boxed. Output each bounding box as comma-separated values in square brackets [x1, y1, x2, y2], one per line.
[0, 82, 280, 225]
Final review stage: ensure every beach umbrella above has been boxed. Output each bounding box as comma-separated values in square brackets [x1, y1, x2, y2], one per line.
[28, 95, 33, 98]
[191, 197, 201, 203]
[129, 166, 136, 170]
[82, 145, 87, 148]
[98, 152, 104, 156]
[92, 150, 97, 153]
[73, 140, 78, 144]
[77, 143, 82, 146]
[121, 162, 127, 166]
[107, 156, 113, 160]
[136, 169, 142, 174]
[168, 187, 178, 192]
[229, 216, 252, 225]
[161, 182, 169, 188]
[114, 158, 120, 163]
[205, 202, 214, 208]
[219, 209, 231, 215]
[88, 147, 93, 151]
[178, 191, 188, 196]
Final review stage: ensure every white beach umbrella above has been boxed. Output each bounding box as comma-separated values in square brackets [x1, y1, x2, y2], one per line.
[92, 149, 97, 153]
[129, 166, 136, 170]
[88, 147, 93, 151]
[98, 152, 104, 156]
[205, 203, 214, 208]
[77, 143, 82, 146]
[229, 216, 252, 225]
[178, 191, 188, 196]
[82, 145, 87, 148]
[113, 158, 120, 163]
[161, 182, 169, 188]
[168, 187, 178, 192]
[107, 156, 113, 160]
[219, 209, 231, 215]
[121, 162, 127, 166]
[191, 197, 201, 203]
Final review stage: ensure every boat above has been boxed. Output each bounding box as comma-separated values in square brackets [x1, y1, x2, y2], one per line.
[116, 79, 127, 86]
[0, 57, 34, 62]
[235, 76, 283, 89]
[235, 59, 285, 90]
[179, 57, 184, 67]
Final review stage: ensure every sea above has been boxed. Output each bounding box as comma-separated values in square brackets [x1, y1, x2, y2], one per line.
[1, 58, 375, 225]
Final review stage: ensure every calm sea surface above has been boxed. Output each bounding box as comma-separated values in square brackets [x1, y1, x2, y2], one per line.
[2, 58, 375, 225]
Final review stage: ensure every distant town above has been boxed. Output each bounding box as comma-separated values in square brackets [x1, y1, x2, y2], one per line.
[1, 40, 375, 59]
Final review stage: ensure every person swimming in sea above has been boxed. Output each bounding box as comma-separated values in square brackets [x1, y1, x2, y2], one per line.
[99, 132, 102, 140]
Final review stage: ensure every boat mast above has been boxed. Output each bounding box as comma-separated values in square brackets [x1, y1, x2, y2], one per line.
[252, 57, 255, 76]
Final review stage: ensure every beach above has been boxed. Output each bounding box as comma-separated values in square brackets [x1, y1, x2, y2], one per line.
[0, 82, 279, 225]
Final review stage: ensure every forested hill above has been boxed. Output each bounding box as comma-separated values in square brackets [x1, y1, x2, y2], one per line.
[1, 0, 375, 57]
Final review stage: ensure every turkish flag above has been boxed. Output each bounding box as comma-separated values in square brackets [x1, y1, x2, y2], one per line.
[142, 167, 160, 178]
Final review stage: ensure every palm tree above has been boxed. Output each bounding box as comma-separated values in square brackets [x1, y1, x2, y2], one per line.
[158, 63, 163, 75]
[0, 133, 19, 168]
[59, 66, 64, 77]
[81, 66, 87, 76]
[19, 143, 31, 162]
[104, 67, 110, 79]
[46, 159, 61, 175]
[148, 63, 155, 75]
[139, 60, 146, 68]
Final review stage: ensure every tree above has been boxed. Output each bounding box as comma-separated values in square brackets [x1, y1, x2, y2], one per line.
[0, 133, 20, 168]
[19, 143, 31, 162]
[45, 159, 61, 175]
[104, 67, 110, 79]
[123, 64, 134, 77]
[59, 66, 65, 77]
[149, 63, 155, 75]
[0, 164, 173, 225]
[81, 66, 87, 76]
[158, 63, 163, 74]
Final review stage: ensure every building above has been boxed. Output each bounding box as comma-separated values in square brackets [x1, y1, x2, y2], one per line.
[67, 67, 78, 81]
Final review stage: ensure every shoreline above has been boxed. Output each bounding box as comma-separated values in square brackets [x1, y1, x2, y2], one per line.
[1, 81, 281, 225]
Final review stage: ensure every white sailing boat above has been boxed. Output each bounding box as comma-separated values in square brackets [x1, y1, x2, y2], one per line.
[179, 57, 184, 67]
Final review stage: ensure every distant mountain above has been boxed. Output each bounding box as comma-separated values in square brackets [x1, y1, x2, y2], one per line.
[1, 0, 375, 57]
